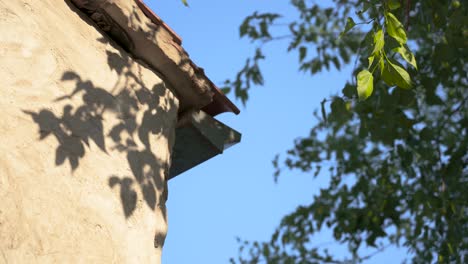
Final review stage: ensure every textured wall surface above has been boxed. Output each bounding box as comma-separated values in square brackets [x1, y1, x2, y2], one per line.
[0, 0, 178, 263]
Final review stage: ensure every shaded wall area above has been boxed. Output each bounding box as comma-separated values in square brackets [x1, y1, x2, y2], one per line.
[0, 0, 178, 263]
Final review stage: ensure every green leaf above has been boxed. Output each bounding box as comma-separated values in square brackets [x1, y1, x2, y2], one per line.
[357, 69, 374, 100]
[385, 12, 407, 44]
[379, 55, 385, 74]
[220, 87, 231, 94]
[321, 99, 327, 123]
[390, 62, 412, 89]
[448, 243, 454, 254]
[393, 45, 418, 69]
[368, 55, 375, 69]
[181, 0, 189, 6]
[240, 21, 248, 37]
[339, 46, 350, 63]
[372, 29, 385, 55]
[388, 0, 401, 10]
[299, 46, 307, 62]
[340, 17, 356, 37]
[332, 57, 341, 70]
[382, 60, 412, 89]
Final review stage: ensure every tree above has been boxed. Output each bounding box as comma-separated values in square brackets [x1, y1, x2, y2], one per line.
[219, 0, 467, 263]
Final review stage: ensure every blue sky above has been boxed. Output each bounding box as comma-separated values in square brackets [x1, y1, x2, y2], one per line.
[147, 1, 405, 263]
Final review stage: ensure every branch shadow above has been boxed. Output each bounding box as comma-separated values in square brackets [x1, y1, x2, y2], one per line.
[24, 47, 176, 220]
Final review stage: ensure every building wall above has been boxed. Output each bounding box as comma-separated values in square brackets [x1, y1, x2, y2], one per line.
[0, 0, 178, 263]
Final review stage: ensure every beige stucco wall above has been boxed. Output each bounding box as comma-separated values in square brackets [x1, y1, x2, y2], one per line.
[0, 0, 179, 263]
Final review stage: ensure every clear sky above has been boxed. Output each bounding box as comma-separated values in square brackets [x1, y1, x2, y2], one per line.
[146, 1, 405, 263]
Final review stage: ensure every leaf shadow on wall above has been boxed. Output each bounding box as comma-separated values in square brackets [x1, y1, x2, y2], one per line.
[23, 48, 177, 221]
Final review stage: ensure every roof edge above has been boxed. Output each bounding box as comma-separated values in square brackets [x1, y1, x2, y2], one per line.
[70, 0, 239, 116]
[135, 0, 239, 116]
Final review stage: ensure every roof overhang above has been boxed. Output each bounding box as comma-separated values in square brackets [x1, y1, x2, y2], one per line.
[169, 110, 241, 179]
[70, 0, 239, 116]
[69, 0, 241, 178]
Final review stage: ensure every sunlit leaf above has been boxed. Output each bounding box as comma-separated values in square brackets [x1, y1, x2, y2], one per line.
[385, 12, 407, 44]
[368, 55, 375, 69]
[357, 69, 374, 100]
[372, 29, 385, 55]
[393, 45, 418, 69]
[379, 55, 385, 74]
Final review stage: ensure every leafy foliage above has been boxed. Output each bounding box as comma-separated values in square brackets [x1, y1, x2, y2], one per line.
[226, 0, 468, 263]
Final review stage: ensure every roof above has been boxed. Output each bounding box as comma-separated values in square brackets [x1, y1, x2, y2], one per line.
[134, 0, 239, 116]
[72, 0, 239, 117]
[70, 0, 241, 178]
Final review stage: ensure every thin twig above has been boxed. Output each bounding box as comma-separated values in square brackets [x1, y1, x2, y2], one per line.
[359, 244, 391, 261]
